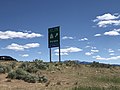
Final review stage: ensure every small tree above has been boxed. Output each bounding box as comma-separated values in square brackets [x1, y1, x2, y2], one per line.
[0, 68, 5, 74]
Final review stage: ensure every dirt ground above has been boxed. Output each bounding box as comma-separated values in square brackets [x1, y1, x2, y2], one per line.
[0, 66, 78, 90]
[0, 63, 120, 90]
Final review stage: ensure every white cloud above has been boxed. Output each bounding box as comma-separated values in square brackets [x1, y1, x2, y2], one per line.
[55, 52, 69, 56]
[109, 53, 115, 56]
[54, 47, 82, 56]
[114, 29, 120, 32]
[97, 20, 120, 27]
[21, 54, 29, 57]
[79, 38, 88, 41]
[24, 43, 40, 49]
[108, 49, 114, 53]
[92, 55, 101, 59]
[91, 49, 99, 53]
[91, 47, 97, 49]
[93, 13, 120, 21]
[24, 30, 32, 33]
[85, 48, 99, 56]
[54, 47, 82, 53]
[85, 52, 93, 56]
[85, 46, 97, 49]
[94, 34, 101, 37]
[93, 13, 120, 27]
[6, 43, 40, 51]
[96, 56, 120, 60]
[104, 30, 120, 36]
[85, 46, 91, 48]
[0, 31, 43, 39]
[103, 29, 120, 36]
[62, 36, 74, 40]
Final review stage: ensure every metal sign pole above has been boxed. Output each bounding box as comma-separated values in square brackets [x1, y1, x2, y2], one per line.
[59, 46, 61, 62]
[50, 48, 52, 62]
[59, 28, 61, 62]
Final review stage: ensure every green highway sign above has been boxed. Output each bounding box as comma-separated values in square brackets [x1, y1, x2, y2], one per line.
[48, 26, 60, 48]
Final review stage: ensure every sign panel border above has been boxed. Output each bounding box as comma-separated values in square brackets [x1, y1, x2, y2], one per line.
[48, 26, 60, 48]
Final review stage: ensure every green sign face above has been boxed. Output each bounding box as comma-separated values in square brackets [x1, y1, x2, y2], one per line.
[48, 26, 60, 48]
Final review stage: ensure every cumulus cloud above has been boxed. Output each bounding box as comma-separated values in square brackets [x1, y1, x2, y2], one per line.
[85, 48, 99, 56]
[54, 47, 82, 53]
[54, 47, 82, 56]
[104, 30, 120, 36]
[94, 34, 101, 37]
[93, 13, 120, 21]
[62, 36, 74, 40]
[91, 47, 97, 49]
[92, 55, 101, 59]
[0, 31, 43, 39]
[93, 13, 120, 27]
[93, 13, 120, 36]
[108, 49, 114, 53]
[6, 43, 40, 51]
[91, 49, 99, 53]
[85, 46, 91, 48]
[96, 56, 120, 60]
[85, 52, 93, 56]
[21, 54, 29, 57]
[109, 53, 115, 56]
[79, 38, 88, 41]
[94, 29, 120, 36]
[104, 29, 120, 36]
[55, 52, 69, 56]
[97, 20, 120, 27]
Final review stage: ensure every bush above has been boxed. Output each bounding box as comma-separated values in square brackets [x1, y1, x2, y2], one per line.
[19, 62, 37, 73]
[38, 76, 48, 83]
[0, 67, 5, 73]
[19, 62, 29, 70]
[5, 65, 12, 73]
[9, 62, 16, 69]
[26, 66, 38, 73]
[33, 59, 48, 70]
[0, 65, 7, 73]
[7, 68, 27, 79]
[16, 68, 27, 75]
[24, 74, 38, 83]
[0, 65, 5, 73]
[64, 60, 78, 66]
[0, 64, 12, 74]
[90, 61, 111, 68]
[19, 60, 48, 73]
[7, 71, 17, 79]
[7, 68, 48, 83]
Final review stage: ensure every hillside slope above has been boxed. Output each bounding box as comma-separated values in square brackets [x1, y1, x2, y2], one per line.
[0, 61, 120, 90]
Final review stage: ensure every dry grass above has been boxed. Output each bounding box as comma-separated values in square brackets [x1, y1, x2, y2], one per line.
[0, 61, 120, 90]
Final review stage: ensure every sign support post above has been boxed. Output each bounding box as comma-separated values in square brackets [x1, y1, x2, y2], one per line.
[49, 48, 52, 63]
[59, 45, 61, 62]
[48, 26, 61, 62]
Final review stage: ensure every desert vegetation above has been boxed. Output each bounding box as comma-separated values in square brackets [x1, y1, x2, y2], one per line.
[0, 60, 120, 90]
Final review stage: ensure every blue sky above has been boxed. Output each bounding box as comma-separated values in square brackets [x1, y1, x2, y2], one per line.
[0, 0, 120, 64]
